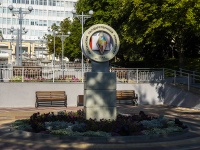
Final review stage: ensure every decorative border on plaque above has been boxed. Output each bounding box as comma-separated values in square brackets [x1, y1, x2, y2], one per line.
[81, 24, 120, 62]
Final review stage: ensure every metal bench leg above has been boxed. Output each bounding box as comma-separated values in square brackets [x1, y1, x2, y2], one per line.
[35, 102, 38, 108]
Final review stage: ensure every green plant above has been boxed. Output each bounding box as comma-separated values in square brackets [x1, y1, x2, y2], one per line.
[10, 76, 22, 82]
[12, 110, 187, 137]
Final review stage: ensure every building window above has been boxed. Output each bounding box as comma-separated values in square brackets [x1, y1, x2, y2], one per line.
[12, 0, 17, 3]
[26, 0, 29, 4]
[31, 20, 34, 25]
[3, 18, 6, 24]
[48, 10, 51, 16]
[31, 0, 34, 4]
[24, 19, 29, 25]
[39, 10, 43, 16]
[53, 10, 56, 16]
[35, 20, 38, 26]
[3, 7, 6, 13]
[12, 18, 17, 25]
[43, 10, 47, 16]
[53, 0, 56, 6]
[35, 30, 39, 36]
[43, 20, 47, 26]
[44, 0, 47, 5]
[56, 21, 60, 25]
[49, 0, 53, 6]
[60, 11, 64, 17]
[3, 28, 6, 34]
[57, 11, 60, 17]
[7, 29, 11, 34]
[7, 18, 11, 25]
[34, 9, 38, 15]
[39, 20, 43, 26]
[39, 0, 43, 5]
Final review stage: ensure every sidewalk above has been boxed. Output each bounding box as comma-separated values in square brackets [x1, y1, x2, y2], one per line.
[0, 105, 200, 150]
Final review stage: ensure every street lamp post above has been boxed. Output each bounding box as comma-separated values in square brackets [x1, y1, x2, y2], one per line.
[72, 9, 93, 82]
[57, 30, 70, 78]
[57, 31, 71, 68]
[38, 37, 45, 60]
[48, 27, 58, 83]
[10, 26, 28, 66]
[8, 5, 33, 66]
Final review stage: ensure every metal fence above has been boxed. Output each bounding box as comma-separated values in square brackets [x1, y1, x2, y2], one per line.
[0, 66, 164, 83]
[0, 66, 200, 92]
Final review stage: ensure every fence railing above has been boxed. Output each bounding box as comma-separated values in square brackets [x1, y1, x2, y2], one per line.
[0, 67, 164, 83]
[110, 68, 164, 83]
[0, 66, 200, 91]
[164, 68, 200, 91]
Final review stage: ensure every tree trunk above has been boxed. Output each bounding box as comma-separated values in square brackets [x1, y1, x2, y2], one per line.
[178, 47, 184, 69]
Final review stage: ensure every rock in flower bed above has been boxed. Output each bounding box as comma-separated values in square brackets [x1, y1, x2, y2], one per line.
[12, 110, 188, 137]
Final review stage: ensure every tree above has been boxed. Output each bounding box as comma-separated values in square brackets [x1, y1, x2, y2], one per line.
[120, 0, 200, 67]
[46, 20, 71, 59]
[50, 0, 200, 66]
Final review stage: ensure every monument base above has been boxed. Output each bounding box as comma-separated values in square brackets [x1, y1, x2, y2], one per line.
[84, 107, 116, 121]
[84, 72, 116, 121]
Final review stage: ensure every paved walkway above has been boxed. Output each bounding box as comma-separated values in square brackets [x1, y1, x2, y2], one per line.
[0, 105, 200, 150]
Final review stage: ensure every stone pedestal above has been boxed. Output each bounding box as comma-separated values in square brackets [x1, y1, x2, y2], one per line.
[84, 71, 116, 121]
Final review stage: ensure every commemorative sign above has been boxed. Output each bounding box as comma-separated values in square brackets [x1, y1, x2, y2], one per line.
[81, 24, 120, 62]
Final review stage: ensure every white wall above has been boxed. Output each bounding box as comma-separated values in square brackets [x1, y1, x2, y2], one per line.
[0, 82, 164, 107]
[0, 83, 84, 107]
[1, 82, 199, 108]
[164, 84, 200, 109]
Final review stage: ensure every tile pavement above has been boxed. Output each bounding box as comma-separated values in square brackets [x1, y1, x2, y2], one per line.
[0, 105, 200, 150]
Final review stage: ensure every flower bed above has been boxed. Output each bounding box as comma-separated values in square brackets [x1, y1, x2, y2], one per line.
[12, 110, 188, 137]
[10, 76, 81, 82]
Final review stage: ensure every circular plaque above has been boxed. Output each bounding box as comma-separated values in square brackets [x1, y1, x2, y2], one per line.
[81, 24, 120, 62]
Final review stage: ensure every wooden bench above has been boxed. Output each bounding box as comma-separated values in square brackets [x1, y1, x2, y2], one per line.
[35, 91, 67, 107]
[77, 90, 138, 106]
[117, 90, 138, 105]
[77, 95, 84, 106]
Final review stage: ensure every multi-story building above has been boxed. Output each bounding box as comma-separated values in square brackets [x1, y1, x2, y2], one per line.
[0, 0, 77, 65]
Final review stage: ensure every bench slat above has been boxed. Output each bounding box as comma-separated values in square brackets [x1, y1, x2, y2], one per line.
[117, 90, 138, 105]
[35, 91, 67, 107]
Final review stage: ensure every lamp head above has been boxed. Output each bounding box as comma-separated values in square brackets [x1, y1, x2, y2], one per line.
[67, 31, 71, 35]
[24, 29, 28, 33]
[10, 26, 14, 32]
[47, 27, 51, 32]
[8, 5, 14, 11]
[72, 9, 76, 14]
[28, 6, 33, 12]
[89, 10, 93, 15]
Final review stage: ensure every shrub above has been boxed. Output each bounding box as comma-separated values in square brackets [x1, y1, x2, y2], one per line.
[12, 109, 187, 137]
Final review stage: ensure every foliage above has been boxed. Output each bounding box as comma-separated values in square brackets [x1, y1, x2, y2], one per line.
[12, 110, 187, 137]
[10, 76, 22, 82]
[46, 0, 200, 69]
[46, 19, 71, 59]
[50, 129, 111, 137]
